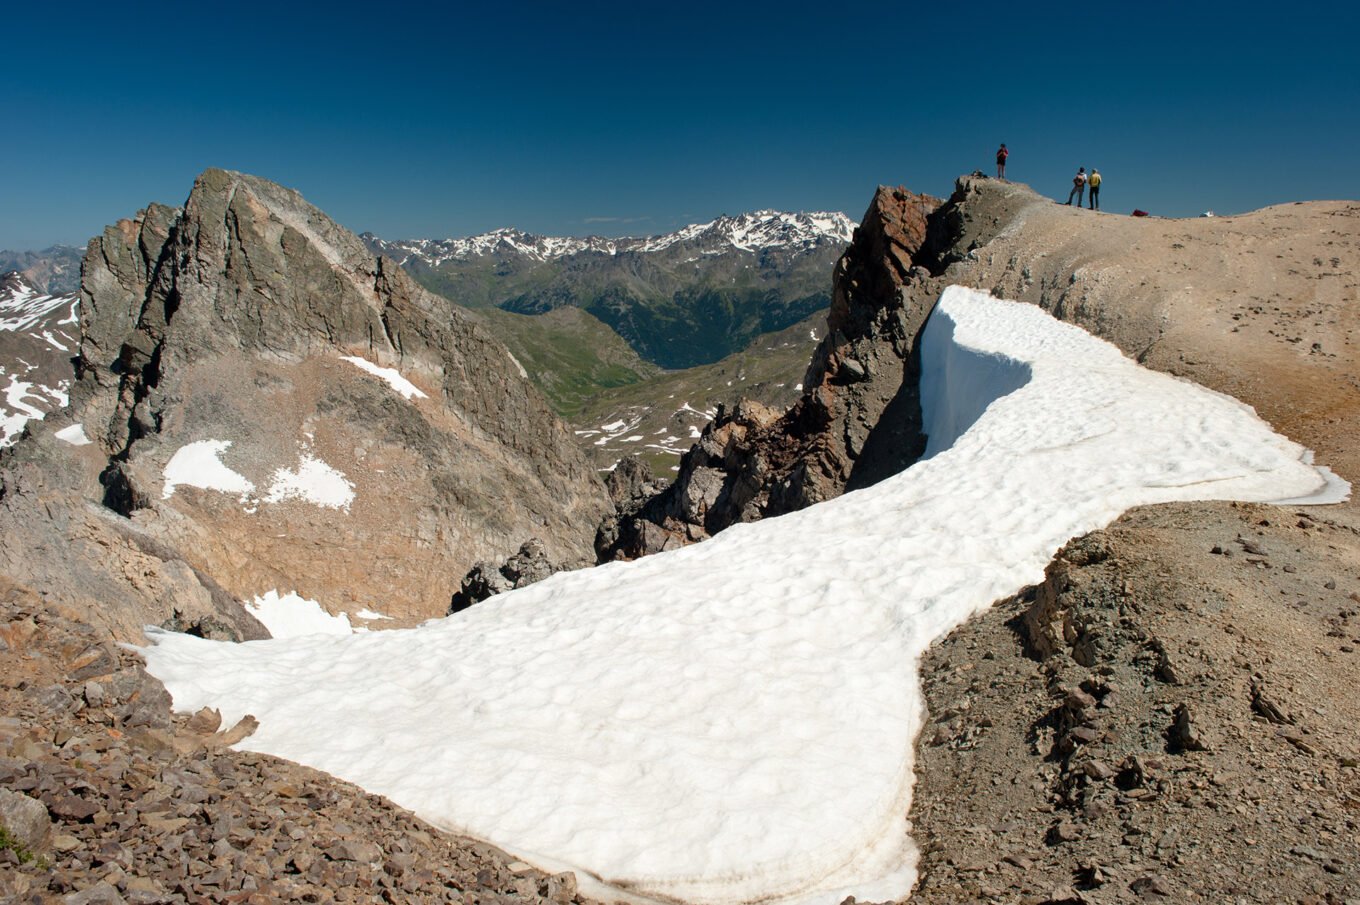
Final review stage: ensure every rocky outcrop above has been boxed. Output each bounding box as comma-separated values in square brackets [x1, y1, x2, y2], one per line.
[1, 169, 612, 632]
[448, 538, 572, 613]
[598, 187, 943, 560]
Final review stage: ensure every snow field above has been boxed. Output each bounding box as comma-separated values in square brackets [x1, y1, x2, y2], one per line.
[140, 287, 1344, 905]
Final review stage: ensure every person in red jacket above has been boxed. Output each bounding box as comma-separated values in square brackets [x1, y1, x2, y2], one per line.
[996, 143, 1009, 179]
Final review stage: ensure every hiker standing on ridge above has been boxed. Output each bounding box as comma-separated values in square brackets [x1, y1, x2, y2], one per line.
[1066, 167, 1087, 206]
[1088, 168, 1102, 210]
[996, 143, 1008, 179]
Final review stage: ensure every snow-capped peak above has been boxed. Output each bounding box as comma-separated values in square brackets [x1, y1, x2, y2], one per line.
[635, 210, 856, 253]
[364, 209, 856, 267]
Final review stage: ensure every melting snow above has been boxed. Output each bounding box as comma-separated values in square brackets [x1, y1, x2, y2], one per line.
[246, 591, 354, 638]
[506, 351, 528, 379]
[161, 440, 254, 500]
[354, 609, 391, 621]
[341, 356, 427, 400]
[141, 287, 1345, 905]
[264, 454, 356, 511]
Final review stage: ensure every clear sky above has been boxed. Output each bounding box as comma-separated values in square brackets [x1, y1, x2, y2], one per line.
[5, 0, 1358, 250]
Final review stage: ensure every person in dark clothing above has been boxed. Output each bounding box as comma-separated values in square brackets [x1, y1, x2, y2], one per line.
[996, 143, 1008, 179]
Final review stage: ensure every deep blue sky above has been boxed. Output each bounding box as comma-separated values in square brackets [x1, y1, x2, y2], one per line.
[5, 1, 1358, 249]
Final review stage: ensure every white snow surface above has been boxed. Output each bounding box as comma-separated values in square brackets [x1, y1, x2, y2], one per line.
[140, 287, 1344, 905]
[54, 423, 92, 446]
[161, 440, 255, 500]
[264, 454, 356, 510]
[340, 355, 427, 400]
[246, 591, 354, 638]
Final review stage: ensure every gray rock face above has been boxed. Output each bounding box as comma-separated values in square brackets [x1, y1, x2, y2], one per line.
[449, 538, 572, 613]
[2, 169, 612, 632]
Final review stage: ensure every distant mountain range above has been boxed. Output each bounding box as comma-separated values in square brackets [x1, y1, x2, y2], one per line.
[0, 244, 84, 294]
[362, 210, 854, 369]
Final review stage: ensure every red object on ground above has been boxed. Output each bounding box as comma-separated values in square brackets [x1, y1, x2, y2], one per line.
[1132, 209, 1150, 218]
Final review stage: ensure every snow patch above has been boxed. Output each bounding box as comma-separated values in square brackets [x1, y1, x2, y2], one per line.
[54, 423, 92, 446]
[246, 591, 354, 638]
[341, 356, 428, 400]
[162, 440, 254, 500]
[264, 454, 356, 510]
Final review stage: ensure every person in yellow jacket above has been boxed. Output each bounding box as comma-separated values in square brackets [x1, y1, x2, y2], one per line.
[1088, 169, 1102, 210]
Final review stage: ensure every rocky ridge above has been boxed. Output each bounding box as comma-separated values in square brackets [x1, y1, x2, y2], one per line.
[592, 175, 1360, 899]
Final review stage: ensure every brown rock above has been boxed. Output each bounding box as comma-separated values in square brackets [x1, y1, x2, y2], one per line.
[185, 707, 223, 735]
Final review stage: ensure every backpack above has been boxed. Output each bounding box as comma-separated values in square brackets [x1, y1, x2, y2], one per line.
[1074, 173, 1086, 186]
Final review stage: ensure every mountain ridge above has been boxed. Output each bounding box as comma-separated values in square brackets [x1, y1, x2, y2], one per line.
[362, 209, 855, 266]
[362, 210, 852, 370]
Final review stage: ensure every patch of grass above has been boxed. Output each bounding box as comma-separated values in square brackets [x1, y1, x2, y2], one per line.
[0, 825, 48, 868]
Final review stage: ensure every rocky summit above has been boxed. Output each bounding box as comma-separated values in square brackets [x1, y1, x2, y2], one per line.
[603, 173, 1360, 902]
[0, 168, 611, 638]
